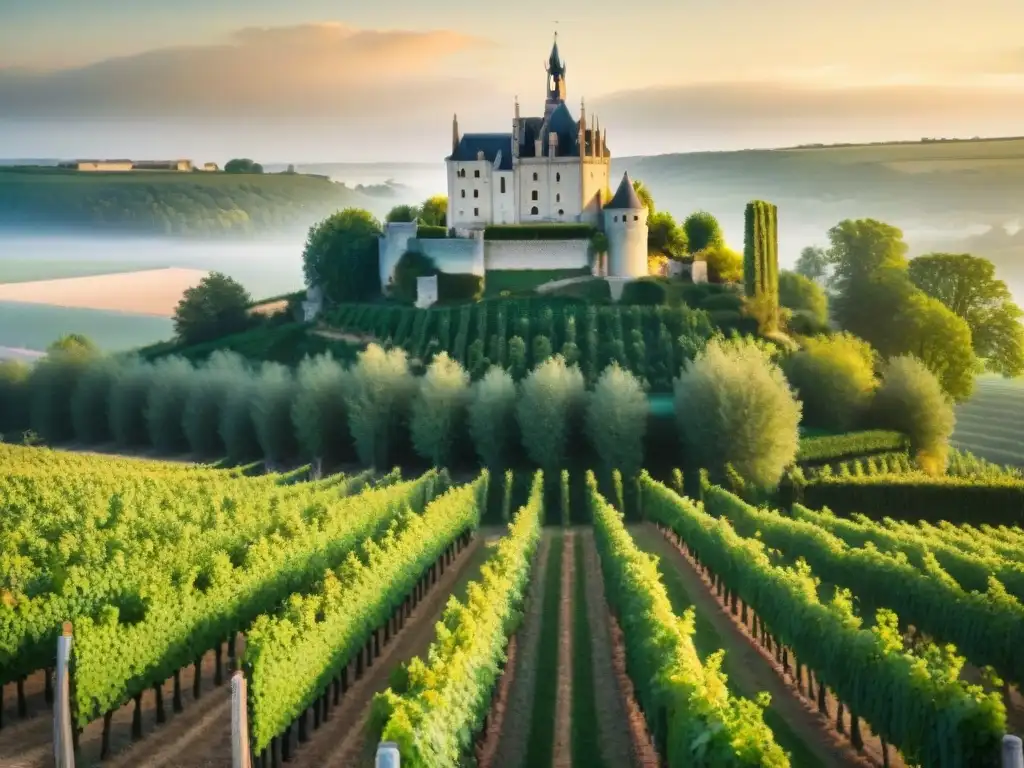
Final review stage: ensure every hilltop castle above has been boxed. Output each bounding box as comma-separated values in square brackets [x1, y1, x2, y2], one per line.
[376, 35, 648, 300]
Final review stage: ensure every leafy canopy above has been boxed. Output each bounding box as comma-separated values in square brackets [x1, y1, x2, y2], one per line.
[779, 271, 828, 325]
[173, 272, 252, 346]
[683, 211, 725, 254]
[302, 208, 382, 304]
[647, 211, 688, 261]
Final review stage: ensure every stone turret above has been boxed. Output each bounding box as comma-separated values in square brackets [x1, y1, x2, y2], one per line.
[602, 171, 648, 278]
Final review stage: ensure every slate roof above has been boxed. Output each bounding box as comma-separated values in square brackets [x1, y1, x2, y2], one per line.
[517, 103, 582, 158]
[605, 172, 643, 209]
[449, 133, 513, 170]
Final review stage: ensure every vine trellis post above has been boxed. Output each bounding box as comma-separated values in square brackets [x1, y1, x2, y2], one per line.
[1004, 735, 1023, 768]
[376, 741, 400, 766]
[53, 622, 75, 768]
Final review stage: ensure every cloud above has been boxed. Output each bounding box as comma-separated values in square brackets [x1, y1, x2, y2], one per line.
[0, 23, 501, 121]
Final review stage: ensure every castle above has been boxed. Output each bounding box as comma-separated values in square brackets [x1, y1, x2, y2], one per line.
[377, 34, 649, 299]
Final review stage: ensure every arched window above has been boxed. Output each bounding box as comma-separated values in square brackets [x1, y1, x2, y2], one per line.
[533, 172, 538, 181]
[531, 190, 538, 201]
[558, 209, 564, 216]
[530, 206, 539, 215]
[555, 193, 560, 202]
[556, 172, 561, 182]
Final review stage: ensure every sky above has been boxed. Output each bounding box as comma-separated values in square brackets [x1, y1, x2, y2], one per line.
[1, 0, 1023, 162]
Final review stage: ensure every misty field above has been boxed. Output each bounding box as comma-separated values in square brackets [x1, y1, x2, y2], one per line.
[0, 301, 172, 353]
[953, 375, 1024, 467]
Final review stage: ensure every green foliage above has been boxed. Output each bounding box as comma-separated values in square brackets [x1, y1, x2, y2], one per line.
[246, 475, 484, 754]
[218, 374, 261, 462]
[376, 472, 543, 767]
[632, 179, 655, 214]
[418, 195, 447, 227]
[683, 211, 724, 254]
[0, 359, 30, 434]
[290, 354, 354, 464]
[619, 279, 666, 305]
[507, 335, 527, 381]
[517, 356, 585, 474]
[870, 355, 955, 473]
[173, 271, 253, 346]
[386, 204, 419, 223]
[587, 475, 789, 766]
[391, 251, 438, 303]
[585, 363, 648, 477]
[743, 201, 780, 333]
[467, 365, 518, 470]
[29, 340, 100, 444]
[483, 224, 595, 240]
[674, 337, 801, 488]
[894, 291, 976, 402]
[69, 357, 117, 444]
[484, 267, 591, 296]
[251, 363, 300, 465]
[345, 344, 416, 468]
[437, 273, 483, 303]
[224, 158, 264, 173]
[416, 225, 448, 239]
[410, 352, 470, 467]
[794, 246, 828, 281]
[778, 271, 828, 326]
[302, 208, 383, 304]
[665, 480, 1007, 766]
[783, 333, 876, 432]
[107, 358, 155, 448]
[531, 334, 553, 365]
[796, 430, 909, 464]
[646, 211, 688, 261]
[909, 252, 1024, 378]
[182, 351, 250, 456]
[696, 244, 743, 284]
[144, 356, 194, 453]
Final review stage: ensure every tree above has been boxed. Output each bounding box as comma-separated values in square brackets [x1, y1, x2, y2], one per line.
[344, 344, 416, 468]
[632, 179, 655, 215]
[29, 335, 100, 444]
[386, 204, 420, 223]
[783, 333, 876, 432]
[418, 195, 448, 227]
[48, 334, 98, 357]
[467, 365, 519, 470]
[647, 211, 688, 261]
[291, 354, 354, 464]
[585, 363, 648, 477]
[144, 356, 194, 453]
[908, 253, 1024, 377]
[390, 251, 438, 303]
[673, 337, 801, 489]
[870, 356, 955, 474]
[517, 356, 585, 474]
[795, 246, 828, 282]
[251, 363, 300, 465]
[224, 158, 264, 173]
[0, 359, 30, 434]
[894, 291, 976, 402]
[173, 272, 252, 345]
[683, 211, 724, 254]
[183, 351, 250, 456]
[779, 271, 829, 326]
[410, 352, 470, 467]
[696, 244, 743, 283]
[302, 208, 382, 304]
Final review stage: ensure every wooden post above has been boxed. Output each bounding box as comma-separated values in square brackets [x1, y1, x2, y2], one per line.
[53, 622, 75, 768]
[231, 670, 251, 768]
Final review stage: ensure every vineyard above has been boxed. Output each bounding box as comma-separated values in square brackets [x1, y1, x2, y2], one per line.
[2, 443, 1024, 767]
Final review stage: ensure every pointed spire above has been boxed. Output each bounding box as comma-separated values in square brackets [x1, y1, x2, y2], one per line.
[602, 127, 607, 157]
[548, 30, 564, 75]
[593, 115, 600, 157]
[605, 171, 643, 209]
[452, 113, 459, 154]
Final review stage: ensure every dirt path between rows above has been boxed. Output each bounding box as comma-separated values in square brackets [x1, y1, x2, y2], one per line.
[578, 530, 660, 768]
[288, 534, 489, 768]
[480, 531, 553, 768]
[552, 530, 575, 768]
[0, 638, 239, 768]
[633, 523, 895, 768]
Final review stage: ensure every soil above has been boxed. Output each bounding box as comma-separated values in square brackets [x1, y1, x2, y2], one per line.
[480, 531, 553, 768]
[0, 637, 241, 768]
[633, 523, 901, 768]
[552, 530, 575, 768]
[284, 533, 490, 768]
[312, 327, 377, 345]
[578, 530, 660, 768]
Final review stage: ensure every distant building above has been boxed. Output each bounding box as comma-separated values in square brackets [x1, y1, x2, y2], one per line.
[57, 159, 194, 172]
[201, 162, 219, 172]
[132, 160, 193, 172]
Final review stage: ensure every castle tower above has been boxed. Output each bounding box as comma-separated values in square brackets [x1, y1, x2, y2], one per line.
[603, 172, 648, 278]
[544, 32, 567, 119]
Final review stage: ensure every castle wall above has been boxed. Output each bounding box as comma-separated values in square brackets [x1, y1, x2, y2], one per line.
[419, 237, 485, 276]
[484, 239, 590, 272]
[580, 158, 610, 224]
[378, 221, 419, 289]
[514, 157, 584, 223]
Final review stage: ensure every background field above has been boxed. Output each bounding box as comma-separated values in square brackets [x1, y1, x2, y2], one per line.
[953, 375, 1024, 467]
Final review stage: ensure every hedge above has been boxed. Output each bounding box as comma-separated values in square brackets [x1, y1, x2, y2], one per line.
[484, 267, 591, 297]
[438, 273, 484, 303]
[484, 224, 595, 241]
[619, 279, 666, 305]
[797, 430, 909, 465]
[416, 225, 448, 239]
[796, 473, 1024, 526]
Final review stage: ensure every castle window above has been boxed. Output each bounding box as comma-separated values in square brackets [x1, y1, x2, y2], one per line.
[530, 206, 539, 215]
[474, 170, 480, 178]
[634, 215, 639, 221]
[500, 177, 506, 193]
[474, 189, 479, 198]
[558, 209, 564, 216]
[533, 172, 538, 181]
[461, 190, 465, 198]
[531, 190, 538, 201]
[556, 173, 561, 182]
[556, 193, 560, 202]
[474, 207, 479, 216]
[613, 215, 618, 222]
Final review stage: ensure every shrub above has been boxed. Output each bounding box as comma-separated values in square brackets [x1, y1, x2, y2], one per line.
[532, 334, 553, 365]
[508, 335, 527, 380]
[416, 225, 447, 239]
[696, 245, 743, 283]
[29, 344, 98, 444]
[144, 356, 195, 453]
[796, 430, 909, 464]
[410, 352, 470, 467]
[698, 292, 744, 312]
[345, 344, 416, 468]
[109, 358, 157, 448]
[468, 365, 518, 470]
[783, 333, 877, 432]
[682, 211, 724, 253]
[517, 356, 585, 474]
[183, 351, 250, 456]
[391, 251, 437, 303]
[620, 279, 666, 306]
[291, 354, 354, 464]
[585, 363, 648, 477]
[779, 271, 828, 326]
[70, 357, 117, 444]
[251, 363, 300, 465]
[673, 337, 801, 488]
[0, 359, 30, 434]
[219, 374, 261, 463]
[870, 355, 954, 474]
[437, 273, 483, 303]
[173, 272, 252, 346]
